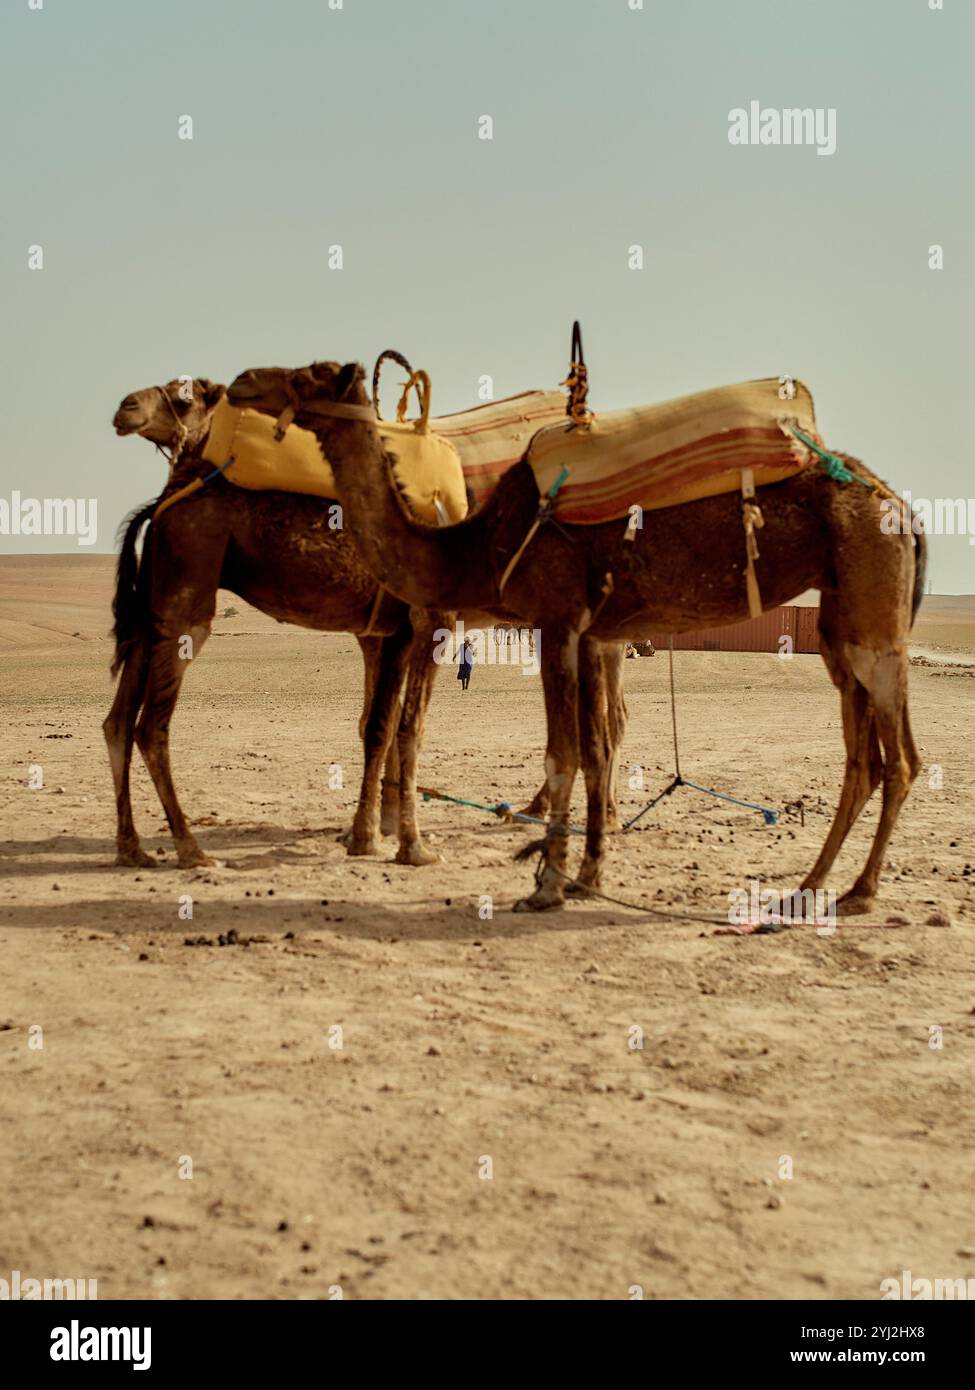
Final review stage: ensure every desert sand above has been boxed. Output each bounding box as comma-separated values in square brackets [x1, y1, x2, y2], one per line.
[1, 556, 973, 1300]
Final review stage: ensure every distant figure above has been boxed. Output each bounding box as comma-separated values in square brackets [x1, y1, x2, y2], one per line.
[457, 637, 475, 691]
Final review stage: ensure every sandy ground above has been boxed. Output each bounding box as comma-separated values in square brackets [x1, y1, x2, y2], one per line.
[1, 557, 974, 1301]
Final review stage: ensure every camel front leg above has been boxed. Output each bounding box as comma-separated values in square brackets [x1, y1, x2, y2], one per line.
[103, 638, 153, 866]
[514, 627, 580, 911]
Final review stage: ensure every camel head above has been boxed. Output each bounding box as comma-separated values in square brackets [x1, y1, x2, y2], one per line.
[113, 377, 226, 449]
[228, 361, 369, 437]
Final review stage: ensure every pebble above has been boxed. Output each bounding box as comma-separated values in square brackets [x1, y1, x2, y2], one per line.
[925, 910, 951, 927]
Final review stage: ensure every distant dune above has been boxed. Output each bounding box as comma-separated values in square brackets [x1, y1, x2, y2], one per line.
[0, 554, 280, 650]
[1, 554, 972, 655]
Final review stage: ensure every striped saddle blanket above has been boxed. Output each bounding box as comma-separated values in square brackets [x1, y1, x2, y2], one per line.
[203, 390, 566, 523]
[432, 390, 567, 507]
[526, 378, 821, 524]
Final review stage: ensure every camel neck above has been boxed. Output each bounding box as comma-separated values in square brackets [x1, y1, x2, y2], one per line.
[309, 415, 498, 612]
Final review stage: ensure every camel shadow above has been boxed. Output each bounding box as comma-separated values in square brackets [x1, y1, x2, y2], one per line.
[0, 822, 355, 877]
[0, 894, 655, 941]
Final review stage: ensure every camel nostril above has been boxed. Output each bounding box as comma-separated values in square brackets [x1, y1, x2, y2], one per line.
[120, 396, 139, 411]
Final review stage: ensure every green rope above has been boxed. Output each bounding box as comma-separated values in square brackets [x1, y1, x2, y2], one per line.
[418, 786, 586, 835]
[789, 427, 874, 489]
[548, 465, 570, 499]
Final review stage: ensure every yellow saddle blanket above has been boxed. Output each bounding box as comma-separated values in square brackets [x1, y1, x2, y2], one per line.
[202, 398, 470, 525]
[526, 377, 821, 523]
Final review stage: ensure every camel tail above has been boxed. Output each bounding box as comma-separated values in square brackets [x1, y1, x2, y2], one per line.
[111, 500, 156, 676]
[910, 523, 927, 631]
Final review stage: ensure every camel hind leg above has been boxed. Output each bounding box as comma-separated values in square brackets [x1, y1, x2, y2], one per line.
[103, 639, 153, 866]
[343, 626, 412, 856]
[517, 642, 626, 830]
[513, 624, 581, 911]
[835, 645, 920, 914]
[801, 599, 883, 893]
[603, 642, 627, 831]
[567, 635, 612, 893]
[135, 623, 214, 868]
[351, 634, 402, 841]
[391, 611, 443, 867]
[804, 514, 920, 914]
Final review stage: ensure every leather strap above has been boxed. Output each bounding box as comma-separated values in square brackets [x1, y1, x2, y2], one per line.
[360, 585, 386, 637]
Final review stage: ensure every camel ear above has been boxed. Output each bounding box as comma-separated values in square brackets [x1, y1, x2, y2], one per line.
[199, 379, 226, 409]
[335, 362, 363, 400]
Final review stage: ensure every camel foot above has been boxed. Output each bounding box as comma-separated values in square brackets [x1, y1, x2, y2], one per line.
[565, 858, 602, 897]
[338, 823, 382, 856]
[394, 840, 441, 867]
[114, 846, 156, 869]
[836, 890, 875, 918]
[343, 835, 382, 857]
[176, 849, 216, 869]
[565, 877, 601, 899]
[513, 886, 565, 912]
[515, 792, 549, 821]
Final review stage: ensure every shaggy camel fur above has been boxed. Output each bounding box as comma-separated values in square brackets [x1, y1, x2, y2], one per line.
[229, 360, 925, 914]
[106, 377, 452, 869]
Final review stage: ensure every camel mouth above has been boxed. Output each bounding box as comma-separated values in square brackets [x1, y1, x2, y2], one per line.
[113, 419, 142, 436]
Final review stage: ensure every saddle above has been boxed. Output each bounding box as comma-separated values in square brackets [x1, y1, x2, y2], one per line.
[202, 389, 566, 525]
[202, 397, 470, 526]
[525, 377, 820, 524]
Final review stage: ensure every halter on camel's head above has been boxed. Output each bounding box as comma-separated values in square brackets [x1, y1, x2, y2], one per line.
[112, 377, 226, 473]
[227, 362, 382, 440]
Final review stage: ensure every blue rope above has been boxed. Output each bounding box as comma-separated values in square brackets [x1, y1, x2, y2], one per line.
[623, 775, 779, 829]
[679, 778, 779, 825]
[419, 788, 586, 836]
[204, 458, 236, 484]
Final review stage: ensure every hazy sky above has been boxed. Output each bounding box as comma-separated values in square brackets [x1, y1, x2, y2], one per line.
[2, 0, 972, 591]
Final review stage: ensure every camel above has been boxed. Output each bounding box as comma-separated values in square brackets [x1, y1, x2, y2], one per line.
[106, 377, 453, 869]
[106, 376, 578, 871]
[227, 359, 926, 915]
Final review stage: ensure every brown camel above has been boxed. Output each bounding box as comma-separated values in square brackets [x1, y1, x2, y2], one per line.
[106, 377, 452, 869]
[228, 360, 925, 915]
